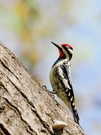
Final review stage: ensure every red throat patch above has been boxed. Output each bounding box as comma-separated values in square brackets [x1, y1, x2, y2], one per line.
[58, 49, 65, 58]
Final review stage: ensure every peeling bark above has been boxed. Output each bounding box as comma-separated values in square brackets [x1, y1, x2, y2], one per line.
[0, 41, 86, 135]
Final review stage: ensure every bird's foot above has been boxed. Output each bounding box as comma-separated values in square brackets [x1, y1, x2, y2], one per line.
[42, 85, 48, 90]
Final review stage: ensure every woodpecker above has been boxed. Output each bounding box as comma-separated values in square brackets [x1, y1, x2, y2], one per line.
[49, 41, 80, 125]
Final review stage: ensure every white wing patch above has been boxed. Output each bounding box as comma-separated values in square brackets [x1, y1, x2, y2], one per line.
[58, 66, 71, 89]
[58, 66, 64, 78]
[63, 79, 71, 89]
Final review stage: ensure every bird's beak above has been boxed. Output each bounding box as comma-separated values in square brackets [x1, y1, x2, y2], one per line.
[51, 41, 61, 49]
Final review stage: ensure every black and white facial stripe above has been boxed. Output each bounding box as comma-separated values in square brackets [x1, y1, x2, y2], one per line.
[62, 46, 73, 60]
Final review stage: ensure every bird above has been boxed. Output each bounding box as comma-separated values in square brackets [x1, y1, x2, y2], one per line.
[49, 41, 80, 125]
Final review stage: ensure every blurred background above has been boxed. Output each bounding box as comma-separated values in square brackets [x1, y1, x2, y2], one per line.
[0, 0, 101, 134]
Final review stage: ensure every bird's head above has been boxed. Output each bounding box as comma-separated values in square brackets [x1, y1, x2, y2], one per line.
[51, 41, 73, 60]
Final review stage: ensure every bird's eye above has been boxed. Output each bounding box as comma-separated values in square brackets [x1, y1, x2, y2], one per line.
[68, 46, 73, 50]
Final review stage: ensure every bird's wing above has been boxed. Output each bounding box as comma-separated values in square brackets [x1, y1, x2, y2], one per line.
[57, 63, 74, 99]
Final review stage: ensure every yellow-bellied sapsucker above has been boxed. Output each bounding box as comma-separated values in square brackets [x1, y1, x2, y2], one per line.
[49, 41, 80, 125]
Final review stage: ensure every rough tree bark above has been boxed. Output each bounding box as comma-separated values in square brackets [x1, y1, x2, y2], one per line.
[0, 41, 86, 135]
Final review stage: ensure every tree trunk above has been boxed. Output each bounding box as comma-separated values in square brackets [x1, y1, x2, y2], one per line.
[0, 41, 86, 135]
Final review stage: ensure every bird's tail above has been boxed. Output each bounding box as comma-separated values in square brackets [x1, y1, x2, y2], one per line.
[73, 109, 80, 125]
[70, 102, 80, 125]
